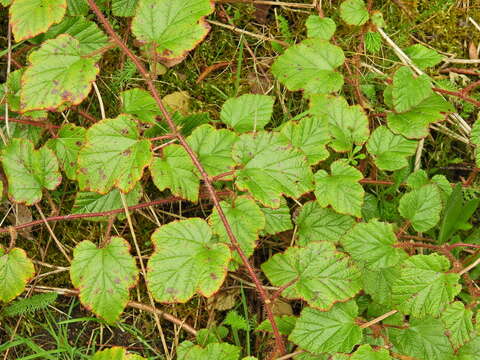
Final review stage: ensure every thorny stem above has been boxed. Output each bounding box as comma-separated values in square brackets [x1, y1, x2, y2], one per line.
[86, 0, 286, 354]
[0, 116, 60, 129]
[0, 190, 232, 234]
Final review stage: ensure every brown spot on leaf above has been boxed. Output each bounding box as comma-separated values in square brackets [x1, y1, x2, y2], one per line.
[210, 272, 218, 280]
[122, 149, 131, 156]
[166, 287, 178, 294]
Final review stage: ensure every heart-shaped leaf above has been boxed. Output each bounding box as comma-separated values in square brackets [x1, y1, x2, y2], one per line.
[0, 246, 35, 302]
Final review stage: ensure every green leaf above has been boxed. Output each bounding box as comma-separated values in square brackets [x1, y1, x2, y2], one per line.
[70, 237, 138, 324]
[309, 95, 369, 152]
[391, 254, 461, 318]
[186, 124, 238, 177]
[438, 184, 479, 244]
[457, 336, 480, 360]
[150, 144, 199, 202]
[388, 317, 454, 360]
[210, 196, 265, 261]
[387, 92, 454, 139]
[2, 69, 47, 118]
[0, 123, 43, 151]
[365, 31, 382, 53]
[112, 0, 138, 17]
[233, 132, 313, 208]
[71, 185, 142, 221]
[340, 0, 369, 26]
[0, 246, 35, 302]
[398, 184, 442, 232]
[66, 0, 89, 15]
[220, 94, 274, 133]
[362, 266, 399, 306]
[10, 0, 66, 41]
[441, 301, 474, 349]
[472, 117, 480, 167]
[271, 38, 345, 94]
[77, 115, 152, 194]
[279, 116, 330, 165]
[289, 301, 363, 354]
[40, 16, 109, 54]
[1, 138, 61, 205]
[404, 44, 443, 70]
[131, 0, 214, 61]
[366, 126, 417, 171]
[177, 342, 240, 360]
[314, 160, 364, 217]
[21, 34, 99, 112]
[92, 347, 146, 360]
[351, 345, 392, 360]
[46, 124, 86, 180]
[342, 220, 406, 269]
[224, 310, 249, 331]
[256, 315, 297, 336]
[392, 67, 432, 113]
[306, 16, 336, 40]
[259, 197, 293, 236]
[121, 88, 160, 124]
[294, 201, 355, 245]
[262, 242, 361, 310]
[147, 218, 231, 303]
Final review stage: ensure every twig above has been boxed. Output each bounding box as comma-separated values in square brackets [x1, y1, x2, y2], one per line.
[275, 350, 305, 360]
[86, 0, 286, 354]
[27, 286, 197, 336]
[216, 0, 315, 8]
[92, 82, 106, 120]
[120, 192, 171, 358]
[459, 257, 480, 276]
[360, 310, 398, 329]
[0, 116, 60, 129]
[34, 204, 71, 262]
[206, 19, 289, 47]
[0, 190, 232, 234]
[433, 87, 480, 107]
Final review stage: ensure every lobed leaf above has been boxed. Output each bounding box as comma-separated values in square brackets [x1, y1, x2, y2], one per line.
[71, 184, 142, 221]
[441, 301, 474, 349]
[92, 347, 146, 360]
[186, 124, 238, 177]
[21, 34, 99, 112]
[279, 116, 330, 165]
[220, 94, 274, 133]
[289, 301, 362, 354]
[70, 237, 139, 323]
[404, 44, 443, 70]
[262, 242, 362, 310]
[150, 144, 199, 202]
[131, 0, 214, 61]
[177, 341, 240, 360]
[46, 123, 86, 180]
[112, 0, 138, 17]
[271, 38, 345, 94]
[233, 131, 313, 208]
[351, 345, 392, 360]
[340, 0, 369, 26]
[77, 115, 152, 194]
[342, 220, 407, 269]
[398, 184, 442, 232]
[314, 160, 364, 217]
[391, 254, 461, 318]
[0, 246, 35, 302]
[10, 0, 66, 41]
[306, 16, 336, 40]
[259, 197, 293, 236]
[210, 196, 265, 262]
[294, 201, 355, 245]
[388, 317, 454, 360]
[309, 95, 369, 152]
[1, 138, 61, 205]
[366, 126, 417, 171]
[147, 218, 231, 303]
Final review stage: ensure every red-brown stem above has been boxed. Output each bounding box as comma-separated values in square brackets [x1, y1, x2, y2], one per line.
[71, 107, 97, 123]
[269, 277, 299, 303]
[149, 135, 176, 141]
[440, 68, 480, 76]
[433, 87, 480, 107]
[86, 0, 286, 354]
[447, 243, 480, 250]
[395, 221, 410, 238]
[462, 80, 480, 95]
[0, 116, 60, 129]
[210, 170, 236, 182]
[0, 190, 232, 234]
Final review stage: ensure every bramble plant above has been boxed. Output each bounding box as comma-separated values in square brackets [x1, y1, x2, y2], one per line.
[0, 0, 480, 359]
